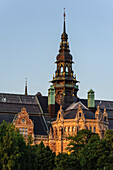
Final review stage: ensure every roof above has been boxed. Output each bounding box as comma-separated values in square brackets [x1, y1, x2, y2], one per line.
[0, 93, 50, 136]
[64, 101, 95, 119]
[0, 112, 48, 136]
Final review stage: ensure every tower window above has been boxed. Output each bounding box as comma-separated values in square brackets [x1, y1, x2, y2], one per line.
[60, 65, 63, 73]
[65, 66, 68, 72]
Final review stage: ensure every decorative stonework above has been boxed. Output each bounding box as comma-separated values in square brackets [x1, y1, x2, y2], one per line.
[13, 107, 34, 141]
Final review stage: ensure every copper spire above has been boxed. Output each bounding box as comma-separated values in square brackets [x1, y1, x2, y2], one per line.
[25, 78, 28, 95]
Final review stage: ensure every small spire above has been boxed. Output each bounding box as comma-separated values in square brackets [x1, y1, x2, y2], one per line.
[63, 8, 66, 33]
[25, 78, 28, 95]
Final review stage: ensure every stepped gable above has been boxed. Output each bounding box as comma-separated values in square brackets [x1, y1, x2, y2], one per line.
[64, 101, 95, 119]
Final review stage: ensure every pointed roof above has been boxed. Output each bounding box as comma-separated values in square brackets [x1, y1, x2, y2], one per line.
[25, 78, 28, 95]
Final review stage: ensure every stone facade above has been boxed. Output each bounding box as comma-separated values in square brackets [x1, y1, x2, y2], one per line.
[13, 107, 34, 143]
[13, 103, 109, 155]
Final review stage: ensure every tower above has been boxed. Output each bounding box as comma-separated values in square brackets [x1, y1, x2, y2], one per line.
[50, 9, 79, 109]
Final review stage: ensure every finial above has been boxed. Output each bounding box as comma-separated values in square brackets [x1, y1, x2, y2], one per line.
[25, 77, 28, 95]
[79, 104, 81, 110]
[64, 8, 66, 21]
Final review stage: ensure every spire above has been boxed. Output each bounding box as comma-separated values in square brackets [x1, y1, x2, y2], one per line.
[25, 78, 28, 95]
[61, 8, 68, 42]
[63, 8, 66, 33]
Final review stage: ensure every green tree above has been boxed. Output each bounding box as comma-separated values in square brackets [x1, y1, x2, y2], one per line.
[34, 142, 55, 170]
[66, 129, 99, 158]
[0, 121, 26, 170]
[54, 153, 81, 170]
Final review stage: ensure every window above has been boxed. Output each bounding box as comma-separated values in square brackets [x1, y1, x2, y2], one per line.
[79, 113, 81, 117]
[22, 128, 24, 135]
[19, 128, 21, 134]
[64, 127, 67, 132]
[60, 65, 63, 73]
[89, 126, 92, 131]
[25, 128, 27, 136]
[72, 127, 75, 132]
[68, 127, 71, 132]
[94, 127, 96, 132]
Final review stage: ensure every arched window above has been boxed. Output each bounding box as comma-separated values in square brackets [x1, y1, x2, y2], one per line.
[60, 65, 63, 73]
[64, 127, 67, 132]
[68, 127, 71, 132]
[65, 66, 68, 72]
[72, 126, 75, 132]
[89, 126, 92, 131]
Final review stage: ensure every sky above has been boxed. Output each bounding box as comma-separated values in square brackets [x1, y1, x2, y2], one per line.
[0, 0, 113, 100]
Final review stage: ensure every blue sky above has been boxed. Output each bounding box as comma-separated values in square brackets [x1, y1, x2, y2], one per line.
[0, 0, 113, 100]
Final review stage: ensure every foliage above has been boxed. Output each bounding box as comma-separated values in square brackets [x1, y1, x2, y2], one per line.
[66, 129, 99, 158]
[0, 121, 26, 170]
[54, 153, 81, 170]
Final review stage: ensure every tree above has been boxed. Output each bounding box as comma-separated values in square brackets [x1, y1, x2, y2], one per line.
[54, 153, 81, 170]
[66, 129, 99, 158]
[0, 121, 26, 170]
[33, 142, 55, 170]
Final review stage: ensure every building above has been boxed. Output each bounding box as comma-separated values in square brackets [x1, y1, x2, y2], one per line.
[0, 11, 113, 154]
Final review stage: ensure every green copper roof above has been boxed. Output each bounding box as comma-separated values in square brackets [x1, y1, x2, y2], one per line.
[88, 89, 94, 93]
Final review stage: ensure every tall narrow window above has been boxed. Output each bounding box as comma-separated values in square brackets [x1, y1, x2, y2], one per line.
[68, 127, 71, 132]
[64, 127, 67, 132]
[72, 127, 75, 132]
[60, 65, 63, 72]
[94, 127, 96, 132]
[79, 113, 81, 117]
[25, 128, 27, 136]
[65, 66, 68, 72]
[22, 128, 24, 135]
[19, 128, 21, 134]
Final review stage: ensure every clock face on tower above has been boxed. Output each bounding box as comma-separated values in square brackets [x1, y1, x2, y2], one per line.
[22, 119, 25, 123]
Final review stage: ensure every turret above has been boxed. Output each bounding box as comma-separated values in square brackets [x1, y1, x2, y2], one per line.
[88, 89, 95, 110]
[48, 85, 55, 118]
